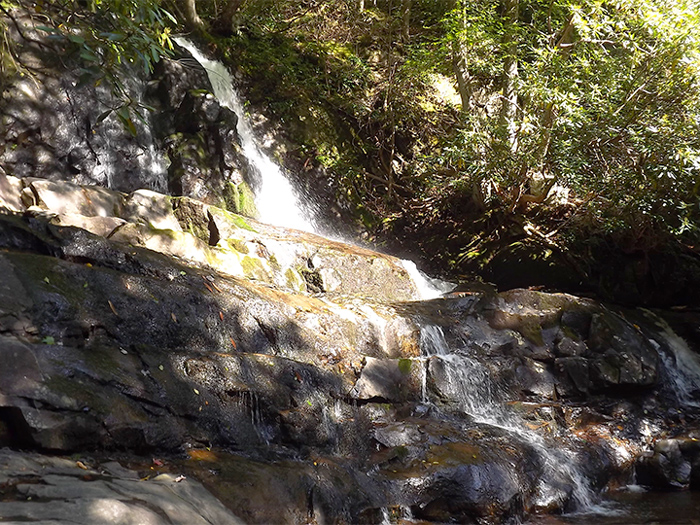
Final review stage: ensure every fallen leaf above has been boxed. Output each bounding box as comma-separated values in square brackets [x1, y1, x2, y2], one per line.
[42, 335, 56, 345]
[294, 371, 303, 383]
[229, 337, 237, 349]
[219, 311, 224, 322]
[174, 475, 186, 483]
[76, 460, 89, 470]
[203, 282, 213, 293]
[188, 449, 218, 461]
[171, 312, 177, 323]
[211, 281, 222, 293]
[152, 458, 164, 467]
[193, 388, 200, 395]
[108, 300, 118, 316]
[43, 277, 50, 284]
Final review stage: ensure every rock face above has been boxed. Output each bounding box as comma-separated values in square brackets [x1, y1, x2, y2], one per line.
[0, 10, 254, 208]
[0, 448, 243, 524]
[1, 177, 700, 523]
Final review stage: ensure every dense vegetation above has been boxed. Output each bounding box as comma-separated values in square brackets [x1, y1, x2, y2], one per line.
[3, 0, 700, 303]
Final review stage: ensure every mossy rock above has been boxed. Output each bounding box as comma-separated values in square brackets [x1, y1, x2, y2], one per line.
[223, 181, 258, 218]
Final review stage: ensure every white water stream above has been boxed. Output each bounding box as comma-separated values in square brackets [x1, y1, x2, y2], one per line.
[643, 310, 700, 408]
[175, 38, 316, 233]
[419, 325, 595, 511]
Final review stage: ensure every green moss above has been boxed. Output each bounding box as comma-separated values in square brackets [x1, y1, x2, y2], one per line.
[395, 445, 409, 459]
[172, 197, 210, 242]
[427, 442, 482, 466]
[397, 358, 412, 375]
[241, 256, 268, 280]
[223, 181, 258, 218]
[227, 239, 250, 254]
[214, 208, 257, 233]
[285, 268, 306, 291]
[517, 318, 545, 346]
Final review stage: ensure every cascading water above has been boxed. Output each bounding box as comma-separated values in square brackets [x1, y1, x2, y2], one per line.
[642, 310, 700, 408]
[174, 38, 317, 234]
[174, 38, 452, 300]
[419, 324, 595, 511]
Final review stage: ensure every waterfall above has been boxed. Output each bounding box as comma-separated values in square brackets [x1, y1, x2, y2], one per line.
[174, 38, 317, 233]
[419, 323, 595, 511]
[174, 39, 453, 301]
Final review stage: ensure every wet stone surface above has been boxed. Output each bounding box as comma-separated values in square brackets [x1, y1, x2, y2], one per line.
[0, 183, 699, 522]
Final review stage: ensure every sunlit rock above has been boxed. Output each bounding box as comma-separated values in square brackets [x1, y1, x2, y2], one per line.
[0, 173, 23, 212]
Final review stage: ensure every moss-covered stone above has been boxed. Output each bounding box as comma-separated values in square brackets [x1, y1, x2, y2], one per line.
[227, 238, 250, 254]
[398, 358, 412, 375]
[241, 255, 269, 281]
[223, 181, 258, 218]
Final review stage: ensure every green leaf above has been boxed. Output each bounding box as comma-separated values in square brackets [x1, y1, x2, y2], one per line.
[80, 50, 99, 62]
[95, 109, 113, 124]
[115, 107, 138, 137]
[36, 25, 60, 34]
[67, 34, 86, 45]
[42, 336, 56, 345]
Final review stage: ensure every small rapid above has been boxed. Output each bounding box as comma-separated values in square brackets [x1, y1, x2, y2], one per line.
[419, 324, 596, 511]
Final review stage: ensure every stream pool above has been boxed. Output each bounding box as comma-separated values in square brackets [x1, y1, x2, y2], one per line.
[529, 489, 700, 524]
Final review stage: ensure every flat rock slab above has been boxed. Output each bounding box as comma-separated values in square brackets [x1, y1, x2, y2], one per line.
[0, 448, 244, 524]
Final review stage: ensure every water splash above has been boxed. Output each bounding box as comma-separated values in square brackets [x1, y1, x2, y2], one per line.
[174, 38, 317, 233]
[401, 260, 454, 300]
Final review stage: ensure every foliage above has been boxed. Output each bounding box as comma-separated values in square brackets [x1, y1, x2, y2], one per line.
[2, 0, 176, 134]
[409, 0, 700, 254]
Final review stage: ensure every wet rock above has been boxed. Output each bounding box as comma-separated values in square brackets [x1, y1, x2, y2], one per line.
[636, 439, 692, 490]
[556, 335, 588, 357]
[554, 357, 590, 397]
[516, 357, 557, 399]
[587, 312, 658, 391]
[351, 357, 423, 402]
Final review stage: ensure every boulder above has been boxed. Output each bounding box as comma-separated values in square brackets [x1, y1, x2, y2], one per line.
[636, 439, 692, 490]
[0, 173, 23, 212]
[351, 357, 424, 402]
[122, 189, 183, 231]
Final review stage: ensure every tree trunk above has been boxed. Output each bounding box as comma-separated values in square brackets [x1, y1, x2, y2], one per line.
[214, 0, 244, 35]
[401, 0, 411, 42]
[178, 0, 206, 33]
[499, 0, 519, 154]
[452, 40, 473, 113]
